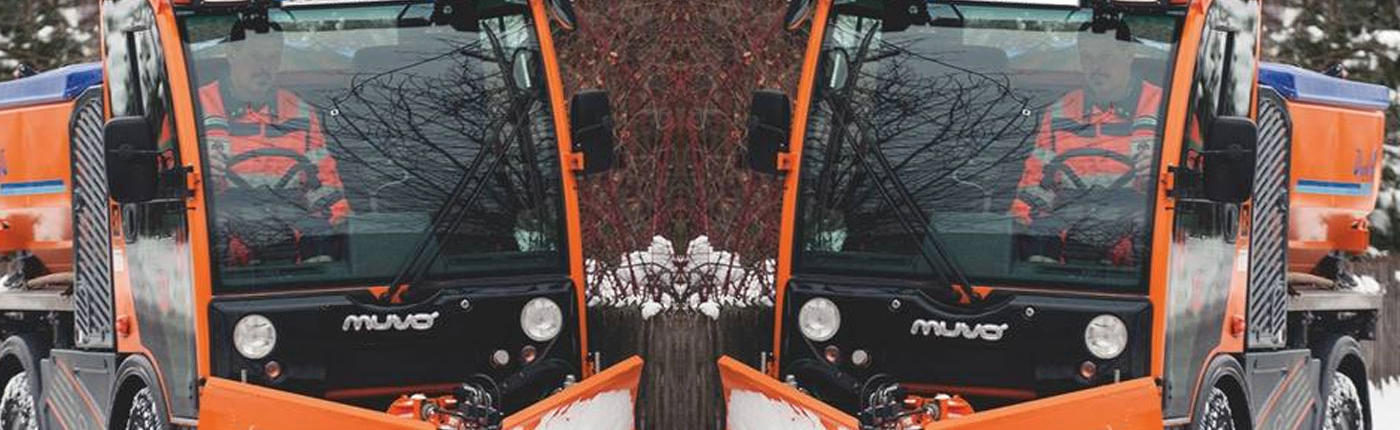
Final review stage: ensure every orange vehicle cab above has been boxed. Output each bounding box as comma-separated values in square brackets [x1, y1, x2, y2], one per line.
[0, 0, 638, 429]
[723, 0, 1390, 429]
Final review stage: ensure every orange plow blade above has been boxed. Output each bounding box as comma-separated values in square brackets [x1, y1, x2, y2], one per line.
[918, 377, 1161, 430]
[198, 356, 643, 430]
[502, 355, 645, 430]
[717, 356, 860, 430]
[718, 356, 1163, 430]
[200, 377, 437, 430]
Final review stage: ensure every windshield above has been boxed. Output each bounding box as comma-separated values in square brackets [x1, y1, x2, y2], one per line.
[180, 1, 565, 292]
[795, 3, 1181, 293]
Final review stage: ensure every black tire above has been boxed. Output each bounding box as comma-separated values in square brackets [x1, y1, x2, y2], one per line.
[123, 388, 168, 430]
[1193, 387, 1237, 430]
[0, 335, 45, 430]
[0, 371, 37, 430]
[1315, 335, 1370, 430]
[1322, 371, 1365, 430]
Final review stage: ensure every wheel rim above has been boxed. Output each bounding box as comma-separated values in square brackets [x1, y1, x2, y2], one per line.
[125, 388, 162, 430]
[1323, 371, 1365, 430]
[1196, 387, 1236, 430]
[0, 371, 37, 430]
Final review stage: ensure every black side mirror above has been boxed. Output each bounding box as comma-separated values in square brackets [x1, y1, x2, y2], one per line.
[746, 90, 791, 175]
[1202, 116, 1257, 203]
[570, 90, 614, 175]
[103, 116, 160, 204]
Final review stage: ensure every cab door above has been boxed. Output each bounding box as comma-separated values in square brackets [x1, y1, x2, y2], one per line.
[101, 0, 201, 420]
[1159, 0, 1260, 422]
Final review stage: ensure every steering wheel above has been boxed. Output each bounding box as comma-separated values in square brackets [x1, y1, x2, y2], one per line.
[1038, 147, 1138, 196]
[1028, 147, 1147, 264]
[223, 147, 322, 193]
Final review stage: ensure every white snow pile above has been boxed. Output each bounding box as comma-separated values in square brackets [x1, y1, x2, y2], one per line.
[1372, 377, 1400, 430]
[727, 389, 849, 430]
[586, 236, 776, 320]
[513, 389, 633, 430]
[1350, 274, 1384, 294]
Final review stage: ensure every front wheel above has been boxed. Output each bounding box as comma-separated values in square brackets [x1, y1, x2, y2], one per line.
[1323, 371, 1366, 430]
[0, 371, 37, 430]
[1193, 387, 1237, 430]
[124, 387, 168, 430]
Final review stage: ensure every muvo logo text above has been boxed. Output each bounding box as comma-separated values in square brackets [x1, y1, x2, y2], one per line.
[342, 312, 440, 332]
[910, 319, 1008, 341]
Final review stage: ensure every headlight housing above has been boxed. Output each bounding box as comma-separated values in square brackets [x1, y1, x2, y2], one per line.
[798, 297, 841, 342]
[1084, 314, 1128, 359]
[521, 298, 563, 342]
[233, 314, 277, 360]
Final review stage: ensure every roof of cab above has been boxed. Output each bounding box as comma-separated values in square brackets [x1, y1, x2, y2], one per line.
[0, 62, 103, 110]
[1258, 62, 1392, 111]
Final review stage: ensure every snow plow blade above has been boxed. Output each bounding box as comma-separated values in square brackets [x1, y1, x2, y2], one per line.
[718, 356, 861, 430]
[200, 377, 437, 430]
[501, 355, 645, 430]
[917, 377, 1161, 430]
[719, 356, 1162, 430]
[198, 356, 643, 430]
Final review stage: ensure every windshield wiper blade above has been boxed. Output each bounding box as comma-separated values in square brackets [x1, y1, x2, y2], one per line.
[821, 27, 980, 303]
[381, 24, 538, 303]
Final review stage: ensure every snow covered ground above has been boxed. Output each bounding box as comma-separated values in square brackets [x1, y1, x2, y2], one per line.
[587, 236, 775, 319]
[1373, 376, 1399, 429]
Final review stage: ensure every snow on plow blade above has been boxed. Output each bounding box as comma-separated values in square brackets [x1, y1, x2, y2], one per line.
[718, 356, 1162, 430]
[502, 355, 645, 430]
[718, 356, 861, 430]
[198, 356, 644, 430]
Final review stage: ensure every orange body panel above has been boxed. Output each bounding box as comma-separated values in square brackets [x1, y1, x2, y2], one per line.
[772, 0, 832, 374]
[1285, 102, 1386, 271]
[0, 100, 77, 272]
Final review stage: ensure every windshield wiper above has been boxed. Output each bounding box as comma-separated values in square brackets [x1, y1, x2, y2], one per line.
[819, 26, 980, 303]
[381, 24, 540, 303]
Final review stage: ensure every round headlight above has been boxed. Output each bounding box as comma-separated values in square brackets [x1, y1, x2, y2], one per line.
[233, 314, 277, 360]
[798, 297, 841, 342]
[521, 298, 563, 342]
[1084, 314, 1128, 360]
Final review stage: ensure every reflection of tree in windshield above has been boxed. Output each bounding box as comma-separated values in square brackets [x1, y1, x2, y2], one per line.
[804, 29, 1042, 253]
[306, 25, 559, 253]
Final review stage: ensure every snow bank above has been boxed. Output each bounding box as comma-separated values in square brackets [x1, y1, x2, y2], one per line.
[586, 235, 776, 319]
[1372, 377, 1399, 430]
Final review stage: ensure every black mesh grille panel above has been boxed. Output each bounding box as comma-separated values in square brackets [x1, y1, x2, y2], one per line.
[70, 88, 114, 349]
[1247, 88, 1291, 350]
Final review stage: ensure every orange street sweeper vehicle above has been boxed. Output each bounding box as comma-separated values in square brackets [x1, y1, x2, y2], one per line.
[0, 0, 640, 429]
[724, 0, 1390, 429]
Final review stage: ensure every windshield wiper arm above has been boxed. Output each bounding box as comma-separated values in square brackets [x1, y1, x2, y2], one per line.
[382, 24, 538, 303]
[821, 27, 980, 302]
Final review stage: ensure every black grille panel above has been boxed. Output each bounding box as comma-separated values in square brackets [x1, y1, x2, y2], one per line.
[69, 87, 114, 349]
[1247, 88, 1291, 350]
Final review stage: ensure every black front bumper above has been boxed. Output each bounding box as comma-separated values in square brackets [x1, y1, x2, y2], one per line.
[778, 279, 1151, 412]
[208, 278, 582, 414]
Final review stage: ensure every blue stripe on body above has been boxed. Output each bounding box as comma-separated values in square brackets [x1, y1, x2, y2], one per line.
[0, 179, 66, 196]
[1295, 179, 1371, 196]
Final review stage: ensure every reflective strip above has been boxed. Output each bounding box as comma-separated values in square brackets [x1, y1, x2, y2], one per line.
[306, 185, 344, 209]
[1018, 184, 1055, 206]
[1031, 146, 1058, 163]
[304, 147, 330, 162]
